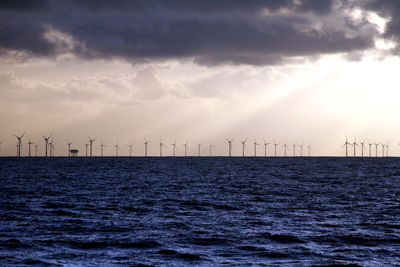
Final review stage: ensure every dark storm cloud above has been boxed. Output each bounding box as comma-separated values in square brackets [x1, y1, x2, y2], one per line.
[0, 0, 377, 65]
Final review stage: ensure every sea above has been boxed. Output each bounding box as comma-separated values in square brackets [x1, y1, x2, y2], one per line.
[1, 157, 400, 266]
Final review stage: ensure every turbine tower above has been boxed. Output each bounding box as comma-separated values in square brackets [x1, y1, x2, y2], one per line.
[273, 141, 279, 157]
[292, 144, 296, 157]
[368, 141, 373, 157]
[299, 143, 304, 157]
[360, 139, 365, 157]
[85, 143, 89, 157]
[385, 143, 389, 157]
[343, 136, 351, 157]
[183, 140, 188, 156]
[159, 138, 165, 157]
[307, 145, 311, 157]
[171, 141, 177, 156]
[49, 139, 55, 157]
[101, 142, 106, 157]
[88, 137, 95, 157]
[240, 138, 247, 157]
[283, 142, 289, 157]
[263, 140, 269, 157]
[374, 142, 379, 157]
[28, 139, 34, 157]
[381, 143, 385, 157]
[128, 143, 133, 157]
[226, 138, 234, 157]
[115, 143, 120, 157]
[35, 144, 38, 156]
[197, 143, 203, 156]
[13, 133, 25, 157]
[253, 139, 259, 157]
[42, 135, 51, 157]
[352, 138, 358, 157]
[144, 139, 150, 157]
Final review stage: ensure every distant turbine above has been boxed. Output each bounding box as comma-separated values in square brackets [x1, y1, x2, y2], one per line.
[226, 138, 234, 157]
[28, 139, 34, 157]
[343, 136, 351, 157]
[292, 144, 296, 157]
[35, 144, 38, 157]
[13, 132, 25, 157]
[128, 143, 134, 157]
[183, 140, 188, 156]
[144, 139, 150, 157]
[381, 143, 385, 157]
[67, 141, 72, 157]
[171, 141, 177, 156]
[100, 142, 106, 157]
[115, 142, 120, 157]
[368, 141, 373, 157]
[374, 142, 379, 157]
[352, 138, 358, 157]
[299, 143, 304, 157]
[360, 139, 365, 157]
[49, 139, 55, 157]
[85, 143, 89, 157]
[88, 137, 95, 157]
[307, 145, 311, 157]
[283, 142, 290, 157]
[273, 141, 279, 157]
[240, 138, 247, 157]
[209, 143, 215, 156]
[197, 142, 203, 156]
[42, 135, 51, 157]
[253, 139, 259, 157]
[385, 143, 389, 157]
[263, 140, 269, 157]
[159, 138, 166, 157]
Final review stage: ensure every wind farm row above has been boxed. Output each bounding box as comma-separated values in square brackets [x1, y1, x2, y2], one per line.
[6, 133, 314, 157]
[1, 133, 396, 157]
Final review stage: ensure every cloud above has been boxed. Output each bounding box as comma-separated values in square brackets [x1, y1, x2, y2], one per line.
[0, 0, 378, 65]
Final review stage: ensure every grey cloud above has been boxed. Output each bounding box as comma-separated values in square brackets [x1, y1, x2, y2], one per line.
[0, 0, 378, 65]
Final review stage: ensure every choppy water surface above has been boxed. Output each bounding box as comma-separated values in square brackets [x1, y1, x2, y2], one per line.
[1, 157, 400, 266]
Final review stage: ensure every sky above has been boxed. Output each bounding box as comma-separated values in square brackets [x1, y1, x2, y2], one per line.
[1, 0, 400, 157]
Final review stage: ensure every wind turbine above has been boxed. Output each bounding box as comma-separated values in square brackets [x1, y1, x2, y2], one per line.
[197, 142, 203, 156]
[209, 143, 215, 156]
[128, 143, 133, 157]
[360, 139, 365, 157]
[42, 135, 51, 157]
[240, 138, 247, 157]
[381, 143, 385, 157]
[159, 138, 166, 157]
[226, 138, 234, 157]
[115, 142, 120, 157]
[374, 142, 379, 157]
[0, 141, 2, 156]
[88, 137, 95, 157]
[273, 141, 279, 157]
[101, 142, 106, 157]
[283, 141, 290, 157]
[385, 142, 389, 157]
[85, 143, 89, 157]
[299, 143, 304, 157]
[13, 133, 25, 157]
[343, 136, 351, 157]
[49, 139, 55, 157]
[352, 138, 358, 157]
[253, 139, 259, 157]
[263, 140, 269, 157]
[292, 143, 296, 157]
[28, 139, 34, 157]
[35, 144, 38, 156]
[67, 141, 72, 157]
[183, 140, 188, 156]
[307, 145, 311, 157]
[171, 141, 177, 156]
[368, 141, 373, 157]
[144, 139, 150, 157]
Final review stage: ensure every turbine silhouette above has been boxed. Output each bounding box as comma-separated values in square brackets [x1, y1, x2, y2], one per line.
[183, 140, 189, 156]
[100, 142, 106, 157]
[115, 142, 120, 157]
[209, 143, 215, 156]
[343, 136, 351, 157]
[159, 137, 166, 157]
[42, 135, 51, 157]
[197, 142, 203, 156]
[13, 132, 25, 157]
[171, 141, 177, 156]
[144, 139, 150, 157]
[226, 138, 234, 157]
[263, 140, 269, 157]
[240, 138, 247, 157]
[273, 140, 279, 157]
[67, 141, 72, 157]
[128, 143, 134, 157]
[28, 139, 34, 157]
[88, 136, 95, 157]
[253, 138, 259, 157]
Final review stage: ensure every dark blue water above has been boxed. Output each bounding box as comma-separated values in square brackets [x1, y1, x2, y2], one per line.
[1, 157, 400, 266]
